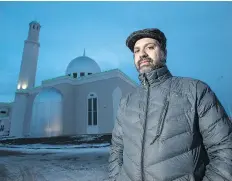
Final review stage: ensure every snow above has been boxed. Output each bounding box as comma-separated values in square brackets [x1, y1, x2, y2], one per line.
[0, 142, 110, 149]
[0, 143, 110, 154]
[0, 136, 17, 140]
[71, 134, 103, 141]
[0, 144, 111, 181]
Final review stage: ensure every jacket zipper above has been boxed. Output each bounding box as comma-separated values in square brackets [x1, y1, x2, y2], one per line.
[141, 76, 150, 181]
[150, 100, 169, 145]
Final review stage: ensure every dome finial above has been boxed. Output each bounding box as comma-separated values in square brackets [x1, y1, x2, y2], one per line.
[83, 48, 86, 56]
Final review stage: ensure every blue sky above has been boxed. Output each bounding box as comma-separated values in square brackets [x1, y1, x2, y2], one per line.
[0, 1, 232, 115]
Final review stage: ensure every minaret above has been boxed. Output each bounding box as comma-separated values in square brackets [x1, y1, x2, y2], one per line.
[10, 21, 41, 138]
[17, 21, 41, 90]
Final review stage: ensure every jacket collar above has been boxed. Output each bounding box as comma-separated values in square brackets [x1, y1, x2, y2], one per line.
[138, 65, 172, 88]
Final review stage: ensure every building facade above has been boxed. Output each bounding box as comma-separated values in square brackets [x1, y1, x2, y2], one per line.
[0, 21, 137, 138]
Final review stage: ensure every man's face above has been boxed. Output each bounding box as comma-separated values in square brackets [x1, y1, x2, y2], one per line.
[133, 37, 165, 74]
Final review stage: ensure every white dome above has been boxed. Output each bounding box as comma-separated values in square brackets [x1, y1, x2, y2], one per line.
[65, 51, 101, 76]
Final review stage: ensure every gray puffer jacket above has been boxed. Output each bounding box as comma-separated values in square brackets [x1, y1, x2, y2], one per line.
[108, 66, 232, 181]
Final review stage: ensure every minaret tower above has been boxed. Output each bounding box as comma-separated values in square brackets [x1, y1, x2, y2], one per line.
[17, 21, 41, 90]
[10, 21, 41, 137]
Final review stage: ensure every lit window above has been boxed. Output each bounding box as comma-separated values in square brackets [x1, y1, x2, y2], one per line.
[22, 84, 27, 89]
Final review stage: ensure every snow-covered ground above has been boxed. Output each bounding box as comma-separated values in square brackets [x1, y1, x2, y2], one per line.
[0, 143, 110, 152]
[0, 144, 110, 181]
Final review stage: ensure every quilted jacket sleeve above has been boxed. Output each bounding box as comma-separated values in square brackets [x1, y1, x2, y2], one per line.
[196, 81, 232, 181]
[108, 96, 127, 181]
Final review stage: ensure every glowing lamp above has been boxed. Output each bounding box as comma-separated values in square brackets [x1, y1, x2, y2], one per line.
[22, 84, 27, 89]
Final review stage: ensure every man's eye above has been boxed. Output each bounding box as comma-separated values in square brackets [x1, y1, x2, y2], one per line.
[134, 50, 139, 53]
[147, 46, 154, 50]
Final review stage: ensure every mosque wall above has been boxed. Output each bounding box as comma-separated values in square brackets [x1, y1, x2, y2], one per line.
[23, 84, 76, 137]
[7, 71, 137, 138]
[25, 74, 135, 137]
[3, 75, 136, 138]
[50, 83, 76, 136]
[10, 92, 30, 137]
[22, 93, 37, 137]
[74, 76, 135, 134]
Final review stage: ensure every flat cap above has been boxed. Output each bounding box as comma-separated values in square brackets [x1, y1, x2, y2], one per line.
[126, 28, 166, 52]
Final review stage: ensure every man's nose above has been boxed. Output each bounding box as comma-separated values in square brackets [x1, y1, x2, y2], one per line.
[139, 49, 147, 57]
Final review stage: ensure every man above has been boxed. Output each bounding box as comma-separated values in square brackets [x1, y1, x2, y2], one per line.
[108, 28, 232, 181]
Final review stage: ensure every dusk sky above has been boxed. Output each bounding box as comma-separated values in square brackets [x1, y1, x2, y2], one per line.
[0, 1, 232, 115]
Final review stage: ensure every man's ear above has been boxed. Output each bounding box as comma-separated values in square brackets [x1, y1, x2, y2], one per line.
[161, 49, 167, 63]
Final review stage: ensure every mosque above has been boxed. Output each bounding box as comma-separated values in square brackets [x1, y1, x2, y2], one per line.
[0, 21, 137, 138]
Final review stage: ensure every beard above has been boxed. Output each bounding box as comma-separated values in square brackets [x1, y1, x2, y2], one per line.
[137, 57, 164, 74]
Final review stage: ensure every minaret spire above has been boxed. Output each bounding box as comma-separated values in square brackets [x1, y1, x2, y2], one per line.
[83, 48, 86, 56]
[10, 21, 41, 137]
[17, 21, 41, 90]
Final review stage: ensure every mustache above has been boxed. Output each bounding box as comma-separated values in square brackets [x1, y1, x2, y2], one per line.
[138, 56, 153, 65]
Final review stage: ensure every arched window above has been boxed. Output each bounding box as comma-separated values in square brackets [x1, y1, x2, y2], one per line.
[87, 93, 98, 126]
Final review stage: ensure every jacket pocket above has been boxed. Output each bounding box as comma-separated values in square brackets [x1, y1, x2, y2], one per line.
[150, 101, 169, 145]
